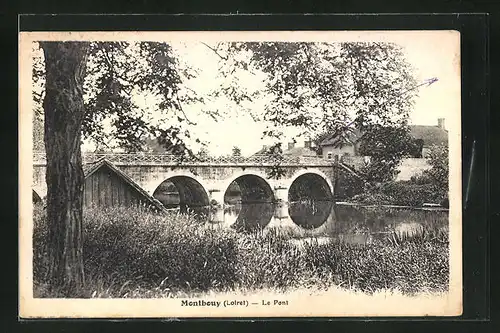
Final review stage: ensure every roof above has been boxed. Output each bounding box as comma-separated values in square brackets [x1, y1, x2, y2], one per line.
[320, 125, 448, 148]
[283, 146, 319, 157]
[251, 146, 271, 156]
[83, 158, 168, 213]
[320, 128, 363, 147]
[409, 125, 448, 147]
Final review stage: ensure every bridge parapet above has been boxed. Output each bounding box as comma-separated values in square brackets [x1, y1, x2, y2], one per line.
[33, 152, 336, 167]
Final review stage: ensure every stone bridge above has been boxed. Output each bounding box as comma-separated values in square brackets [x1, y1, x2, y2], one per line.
[33, 153, 357, 207]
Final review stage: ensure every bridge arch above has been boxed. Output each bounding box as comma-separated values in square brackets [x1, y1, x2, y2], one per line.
[286, 169, 334, 202]
[221, 171, 275, 204]
[149, 172, 210, 209]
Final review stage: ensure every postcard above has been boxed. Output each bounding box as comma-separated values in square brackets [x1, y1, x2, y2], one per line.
[19, 30, 462, 318]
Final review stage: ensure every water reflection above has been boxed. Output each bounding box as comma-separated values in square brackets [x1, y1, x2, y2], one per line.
[164, 200, 449, 245]
[206, 201, 336, 235]
[288, 200, 334, 229]
[230, 203, 275, 232]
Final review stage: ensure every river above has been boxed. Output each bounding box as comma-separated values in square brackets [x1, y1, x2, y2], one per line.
[173, 200, 449, 245]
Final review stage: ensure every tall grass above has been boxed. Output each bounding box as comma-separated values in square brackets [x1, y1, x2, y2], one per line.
[33, 205, 449, 298]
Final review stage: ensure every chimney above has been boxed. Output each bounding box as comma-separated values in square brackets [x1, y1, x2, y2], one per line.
[288, 142, 295, 150]
[438, 118, 445, 130]
[304, 140, 311, 149]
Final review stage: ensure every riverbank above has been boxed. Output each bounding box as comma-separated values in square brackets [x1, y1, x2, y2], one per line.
[335, 201, 449, 211]
[33, 206, 449, 298]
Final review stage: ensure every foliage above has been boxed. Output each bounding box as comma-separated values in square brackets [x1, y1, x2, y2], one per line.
[263, 143, 287, 180]
[34, 206, 239, 294]
[34, 206, 449, 297]
[349, 144, 449, 207]
[358, 124, 419, 183]
[215, 42, 417, 141]
[197, 147, 210, 160]
[352, 181, 445, 207]
[31, 44, 45, 152]
[421, 145, 449, 190]
[303, 238, 448, 294]
[231, 146, 242, 157]
[206, 42, 419, 177]
[335, 169, 365, 199]
[33, 41, 202, 156]
[33, 40, 420, 158]
[406, 145, 449, 206]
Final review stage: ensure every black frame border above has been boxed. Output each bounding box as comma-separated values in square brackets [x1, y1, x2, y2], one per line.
[13, 12, 491, 329]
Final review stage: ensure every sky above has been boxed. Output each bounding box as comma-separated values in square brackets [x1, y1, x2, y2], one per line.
[161, 34, 459, 157]
[65, 31, 460, 157]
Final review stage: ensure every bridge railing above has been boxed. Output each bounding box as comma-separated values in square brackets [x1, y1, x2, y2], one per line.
[33, 152, 336, 166]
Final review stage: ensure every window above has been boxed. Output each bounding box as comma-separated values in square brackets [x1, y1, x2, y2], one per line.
[327, 153, 332, 159]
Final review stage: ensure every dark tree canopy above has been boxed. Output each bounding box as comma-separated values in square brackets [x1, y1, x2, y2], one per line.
[358, 124, 418, 182]
[33, 40, 419, 160]
[210, 41, 419, 180]
[33, 41, 203, 157]
[211, 42, 418, 143]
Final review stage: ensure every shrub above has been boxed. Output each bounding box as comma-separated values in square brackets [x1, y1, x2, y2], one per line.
[353, 181, 444, 207]
[409, 145, 449, 204]
[335, 170, 365, 200]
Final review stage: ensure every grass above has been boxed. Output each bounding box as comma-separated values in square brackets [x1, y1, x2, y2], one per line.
[33, 205, 449, 298]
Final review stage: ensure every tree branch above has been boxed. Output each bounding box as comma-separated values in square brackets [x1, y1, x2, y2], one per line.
[200, 42, 228, 60]
[174, 93, 196, 126]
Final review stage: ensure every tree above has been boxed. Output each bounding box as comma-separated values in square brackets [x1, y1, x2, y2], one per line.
[207, 42, 419, 179]
[34, 40, 421, 295]
[231, 146, 242, 157]
[217, 42, 417, 135]
[198, 147, 209, 159]
[311, 131, 331, 156]
[357, 124, 417, 183]
[409, 138, 424, 158]
[422, 145, 449, 190]
[40, 42, 90, 295]
[32, 112, 44, 152]
[34, 41, 199, 296]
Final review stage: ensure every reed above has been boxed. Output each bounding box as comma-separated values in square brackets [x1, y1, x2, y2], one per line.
[33, 205, 449, 298]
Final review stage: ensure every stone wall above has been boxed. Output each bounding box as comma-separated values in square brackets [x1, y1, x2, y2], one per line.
[396, 158, 431, 181]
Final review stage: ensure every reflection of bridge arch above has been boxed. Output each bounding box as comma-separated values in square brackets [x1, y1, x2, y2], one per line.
[231, 203, 275, 232]
[288, 200, 334, 230]
[221, 172, 275, 204]
[280, 201, 336, 236]
[286, 169, 334, 202]
[150, 173, 210, 209]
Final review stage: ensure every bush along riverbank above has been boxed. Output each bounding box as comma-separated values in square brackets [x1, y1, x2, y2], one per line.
[342, 145, 449, 208]
[350, 180, 449, 208]
[33, 206, 449, 298]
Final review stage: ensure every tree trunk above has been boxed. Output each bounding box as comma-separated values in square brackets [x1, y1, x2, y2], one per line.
[40, 42, 89, 297]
